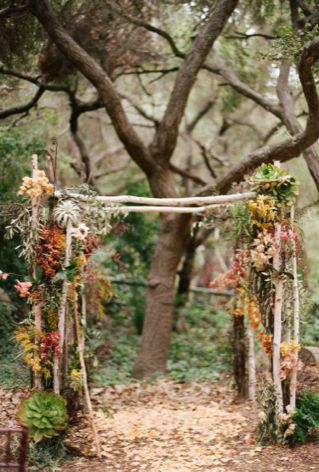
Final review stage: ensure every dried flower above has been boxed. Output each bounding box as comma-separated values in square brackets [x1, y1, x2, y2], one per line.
[14, 280, 32, 298]
[54, 201, 80, 227]
[250, 230, 275, 271]
[0, 270, 9, 280]
[280, 340, 302, 380]
[17, 170, 54, 198]
[257, 330, 273, 357]
[72, 223, 89, 241]
[37, 225, 66, 278]
[258, 411, 267, 422]
[40, 331, 60, 360]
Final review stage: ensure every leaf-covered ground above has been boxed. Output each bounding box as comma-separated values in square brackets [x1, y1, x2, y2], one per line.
[1, 372, 319, 472]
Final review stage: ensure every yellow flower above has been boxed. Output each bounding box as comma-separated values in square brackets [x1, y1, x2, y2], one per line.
[75, 254, 87, 267]
[280, 340, 301, 357]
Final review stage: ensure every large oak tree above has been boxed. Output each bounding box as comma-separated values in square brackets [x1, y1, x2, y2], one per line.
[1, 0, 319, 378]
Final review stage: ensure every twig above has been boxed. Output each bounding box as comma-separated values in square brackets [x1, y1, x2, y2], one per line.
[31, 155, 42, 390]
[72, 290, 101, 457]
[289, 205, 300, 410]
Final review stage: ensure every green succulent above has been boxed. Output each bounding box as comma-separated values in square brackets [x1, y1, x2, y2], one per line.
[251, 163, 298, 202]
[18, 391, 68, 442]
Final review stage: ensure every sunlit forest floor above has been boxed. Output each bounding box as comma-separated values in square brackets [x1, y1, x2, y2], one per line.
[1, 373, 319, 472]
[1, 298, 319, 471]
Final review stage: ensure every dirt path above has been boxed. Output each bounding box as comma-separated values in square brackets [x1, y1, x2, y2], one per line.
[1, 373, 319, 471]
[62, 376, 319, 472]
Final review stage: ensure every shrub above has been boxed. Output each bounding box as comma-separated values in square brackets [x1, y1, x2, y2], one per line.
[288, 389, 319, 445]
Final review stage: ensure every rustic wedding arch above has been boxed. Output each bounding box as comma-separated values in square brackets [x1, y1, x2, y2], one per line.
[4, 154, 302, 454]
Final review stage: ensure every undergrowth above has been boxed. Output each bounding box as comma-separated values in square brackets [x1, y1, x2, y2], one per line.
[92, 297, 232, 385]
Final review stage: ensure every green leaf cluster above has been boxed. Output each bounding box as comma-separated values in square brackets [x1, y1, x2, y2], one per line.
[289, 389, 319, 445]
[18, 391, 68, 443]
[251, 163, 298, 202]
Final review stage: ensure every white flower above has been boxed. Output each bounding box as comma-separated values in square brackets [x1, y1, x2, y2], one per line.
[258, 411, 267, 422]
[54, 201, 80, 227]
[284, 422, 296, 437]
[72, 223, 89, 241]
[279, 413, 290, 424]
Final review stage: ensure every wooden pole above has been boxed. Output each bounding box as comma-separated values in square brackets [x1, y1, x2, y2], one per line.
[273, 221, 284, 414]
[54, 219, 73, 395]
[247, 324, 256, 404]
[98, 203, 234, 214]
[290, 205, 300, 410]
[31, 154, 42, 390]
[72, 291, 101, 457]
[55, 190, 256, 207]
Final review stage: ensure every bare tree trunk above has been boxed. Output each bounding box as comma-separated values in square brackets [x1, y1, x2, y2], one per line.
[132, 211, 191, 378]
[175, 234, 198, 332]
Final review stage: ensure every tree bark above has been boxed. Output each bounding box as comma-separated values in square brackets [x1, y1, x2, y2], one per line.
[233, 314, 247, 400]
[132, 211, 191, 377]
[133, 167, 192, 377]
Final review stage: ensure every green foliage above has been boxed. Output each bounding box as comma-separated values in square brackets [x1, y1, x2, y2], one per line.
[93, 297, 232, 385]
[100, 181, 158, 334]
[29, 436, 66, 471]
[251, 163, 298, 202]
[289, 389, 319, 445]
[168, 300, 231, 382]
[217, 31, 259, 113]
[301, 299, 319, 346]
[0, 132, 45, 201]
[92, 330, 139, 385]
[231, 203, 252, 240]
[248, 0, 278, 26]
[0, 339, 29, 388]
[257, 385, 319, 446]
[18, 391, 68, 443]
[107, 181, 159, 276]
[267, 24, 319, 62]
[0, 1, 41, 67]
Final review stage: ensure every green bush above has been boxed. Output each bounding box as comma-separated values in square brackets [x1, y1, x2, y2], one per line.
[257, 385, 319, 446]
[289, 389, 319, 445]
[29, 436, 66, 471]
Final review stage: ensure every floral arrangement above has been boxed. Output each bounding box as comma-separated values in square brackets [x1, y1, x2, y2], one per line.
[210, 162, 303, 444]
[0, 159, 127, 456]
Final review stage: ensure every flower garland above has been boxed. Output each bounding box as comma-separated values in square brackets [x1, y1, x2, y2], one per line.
[210, 163, 302, 435]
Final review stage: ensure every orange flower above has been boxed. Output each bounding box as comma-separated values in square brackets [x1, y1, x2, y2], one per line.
[17, 170, 54, 198]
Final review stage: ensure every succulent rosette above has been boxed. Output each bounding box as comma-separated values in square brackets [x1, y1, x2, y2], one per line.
[18, 391, 68, 442]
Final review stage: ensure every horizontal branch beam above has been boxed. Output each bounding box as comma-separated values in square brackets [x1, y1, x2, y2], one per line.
[102, 204, 231, 214]
[110, 277, 232, 296]
[55, 190, 255, 207]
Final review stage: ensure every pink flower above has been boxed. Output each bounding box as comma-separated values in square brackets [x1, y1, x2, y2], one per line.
[14, 280, 32, 298]
[0, 271, 9, 280]
[280, 231, 289, 242]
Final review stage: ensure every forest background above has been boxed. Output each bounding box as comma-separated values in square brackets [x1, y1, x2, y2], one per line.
[0, 0, 319, 394]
